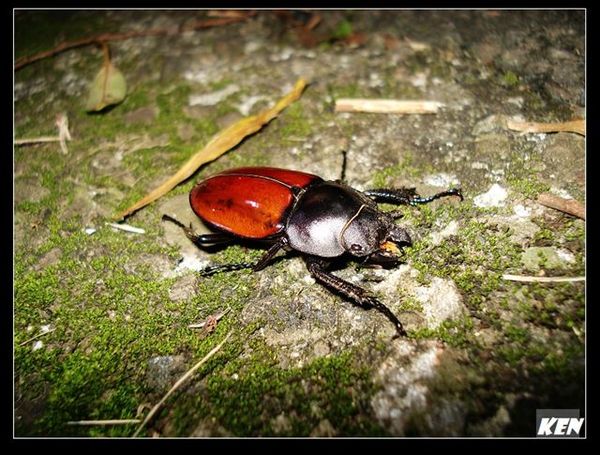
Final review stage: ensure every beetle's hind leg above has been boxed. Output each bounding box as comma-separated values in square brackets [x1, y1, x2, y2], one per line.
[162, 214, 232, 246]
[304, 256, 407, 338]
[364, 187, 463, 206]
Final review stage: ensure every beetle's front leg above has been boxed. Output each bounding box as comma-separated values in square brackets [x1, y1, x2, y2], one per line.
[364, 187, 463, 206]
[304, 256, 407, 338]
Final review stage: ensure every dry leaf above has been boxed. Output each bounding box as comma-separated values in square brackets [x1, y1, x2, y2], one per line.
[305, 14, 322, 31]
[537, 192, 585, 219]
[116, 78, 308, 220]
[506, 119, 585, 136]
[342, 32, 367, 48]
[85, 62, 127, 112]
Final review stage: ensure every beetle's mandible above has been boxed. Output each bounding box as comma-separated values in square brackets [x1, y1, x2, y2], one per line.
[163, 163, 463, 338]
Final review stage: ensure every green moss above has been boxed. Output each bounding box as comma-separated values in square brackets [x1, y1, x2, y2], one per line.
[398, 295, 424, 313]
[278, 103, 312, 139]
[120, 89, 151, 113]
[209, 78, 234, 91]
[329, 83, 366, 99]
[166, 347, 386, 437]
[563, 219, 585, 242]
[407, 208, 522, 315]
[410, 317, 475, 348]
[501, 70, 520, 87]
[532, 227, 556, 245]
[503, 325, 530, 344]
[14, 202, 260, 435]
[332, 20, 353, 40]
[369, 155, 426, 188]
[507, 176, 550, 199]
[496, 327, 583, 371]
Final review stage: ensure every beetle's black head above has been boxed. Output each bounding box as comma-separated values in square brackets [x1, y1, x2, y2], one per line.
[340, 207, 412, 266]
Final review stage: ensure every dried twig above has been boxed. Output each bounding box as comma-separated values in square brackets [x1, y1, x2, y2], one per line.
[15, 137, 63, 145]
[502, 274, 585, 283]
[18, 328, 56, 346]
[56, 113, 72, 154]
[537, 193, 585, 220]
[132, 330, 233, 438]
[67, 419, 141, 426]
[506, 119, 585, 136]
[15, 14, 256, 71]
[15, 113, 72, 153]
[335, 99, 444, 114]
[106, 222, 146, 234]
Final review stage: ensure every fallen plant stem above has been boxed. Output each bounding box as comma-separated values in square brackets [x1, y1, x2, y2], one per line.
[19, 328, 56, 346]
[116, 78, 308, 220]
[132, 330, 233, 438]
[502, 274, 585, 283]
[506, 118, 585, 136]
[67, 419, 141, 426]
[335, 99, 444, 114]
[15, 137, 63, 145]
[106, 222, 146, 234]
[305, 13, 323, 30]
[15, 14, 256, 71]
[56, 113, 71, 154]
[15, 112, 72, 154]
[537, 192, 585, 220]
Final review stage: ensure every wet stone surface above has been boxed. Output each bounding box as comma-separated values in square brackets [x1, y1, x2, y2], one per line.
[14, 10, 585, 437]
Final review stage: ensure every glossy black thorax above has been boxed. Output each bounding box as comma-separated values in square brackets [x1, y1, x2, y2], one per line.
[286, 181, 389, 257]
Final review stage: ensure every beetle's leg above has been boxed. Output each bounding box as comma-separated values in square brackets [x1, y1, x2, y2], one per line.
[162, 214, 232, 246]
[364, 187, 463, 206]
[199, 262, 255, 277]
[252, 238, 287, 271]
[304, 256, 407, 338]
[199, 238, 287, 277]
[339, 150, 348, 182]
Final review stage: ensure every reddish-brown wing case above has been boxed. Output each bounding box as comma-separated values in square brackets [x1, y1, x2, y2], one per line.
[190, 167, 322, 239]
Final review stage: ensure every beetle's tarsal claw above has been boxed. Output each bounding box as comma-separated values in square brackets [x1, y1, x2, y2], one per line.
[162, 214, 186, 229]
[394, 324, 407, 338]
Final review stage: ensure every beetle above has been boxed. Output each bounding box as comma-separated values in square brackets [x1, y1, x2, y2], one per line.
[163, 159, 462, 338]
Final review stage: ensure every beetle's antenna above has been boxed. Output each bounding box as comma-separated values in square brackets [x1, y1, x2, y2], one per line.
[339, 204, 366, 250]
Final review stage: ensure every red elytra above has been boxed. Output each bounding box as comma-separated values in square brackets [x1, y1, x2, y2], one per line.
[190, 167, 322, 239]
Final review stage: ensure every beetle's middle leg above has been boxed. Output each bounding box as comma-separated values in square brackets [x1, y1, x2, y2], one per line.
[304, 256, 407, 338]
[198, 239, 287, 276]
[364, 187, 463, 206]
